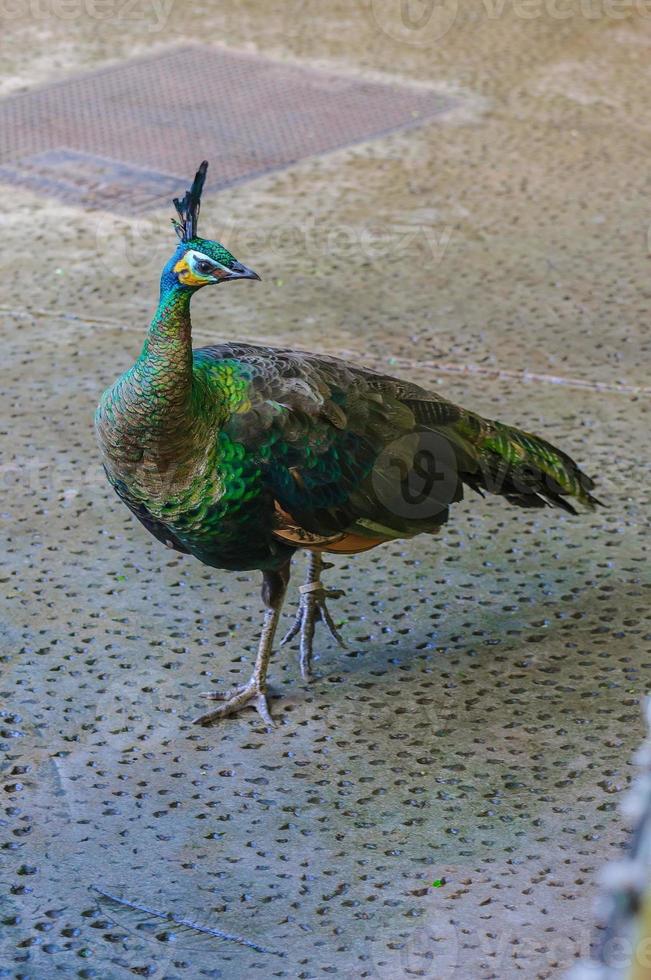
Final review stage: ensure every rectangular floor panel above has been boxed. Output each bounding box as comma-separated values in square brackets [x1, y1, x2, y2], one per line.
[0, 45, 456, 212]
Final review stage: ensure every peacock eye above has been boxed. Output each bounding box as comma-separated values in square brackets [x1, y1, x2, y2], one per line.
[196, 259, 214, 274]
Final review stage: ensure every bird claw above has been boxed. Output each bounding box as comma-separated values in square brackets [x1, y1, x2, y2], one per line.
[192, 680, 275, 727]
[281, 580, 347, 682]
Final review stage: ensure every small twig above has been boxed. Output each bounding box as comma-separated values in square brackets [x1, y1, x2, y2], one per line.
[90, 885, 283, 957]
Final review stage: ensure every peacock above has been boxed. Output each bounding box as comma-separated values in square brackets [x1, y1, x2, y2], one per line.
[95, 161, 600, 727]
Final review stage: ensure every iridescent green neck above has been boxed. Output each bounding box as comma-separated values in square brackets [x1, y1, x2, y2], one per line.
[141, 281, 192, 371]
[132, 283, 194, 415]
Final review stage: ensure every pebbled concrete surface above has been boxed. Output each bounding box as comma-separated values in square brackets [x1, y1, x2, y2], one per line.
[0, 3, 650, 978]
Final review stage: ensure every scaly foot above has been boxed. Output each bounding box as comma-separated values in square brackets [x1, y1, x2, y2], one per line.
[281, 579, 347, 681]
[192, 566, 290, 729]
[192, 679, 274, 727]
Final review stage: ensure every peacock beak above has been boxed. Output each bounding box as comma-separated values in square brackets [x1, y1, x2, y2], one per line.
[222, 260, 261, 282]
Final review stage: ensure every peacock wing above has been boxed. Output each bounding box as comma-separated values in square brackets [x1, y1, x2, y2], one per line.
[195, 344, 467, 543]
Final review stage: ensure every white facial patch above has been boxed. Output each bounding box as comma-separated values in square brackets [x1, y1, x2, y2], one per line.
[185, 249, 230, 278]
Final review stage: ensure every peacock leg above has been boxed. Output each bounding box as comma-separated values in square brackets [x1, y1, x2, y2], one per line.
[192, 565, 290, 727]
[280, 551, 346, 681]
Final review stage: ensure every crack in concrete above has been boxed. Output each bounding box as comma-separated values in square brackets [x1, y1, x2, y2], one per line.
[2, 305, 647, 396]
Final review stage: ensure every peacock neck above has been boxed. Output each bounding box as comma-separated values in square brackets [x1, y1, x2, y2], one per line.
[97, 279, 209, 489]
[139, 283, 193, 391]
[101, 283, 200, 456]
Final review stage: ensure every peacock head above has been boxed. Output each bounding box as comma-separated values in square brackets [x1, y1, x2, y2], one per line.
[161, 161, 260, 293]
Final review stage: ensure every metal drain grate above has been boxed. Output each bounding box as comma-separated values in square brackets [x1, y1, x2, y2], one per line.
[0, 45, 455, 213]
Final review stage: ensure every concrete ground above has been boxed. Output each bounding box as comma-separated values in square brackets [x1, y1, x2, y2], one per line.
[1, 2, 650, 977]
